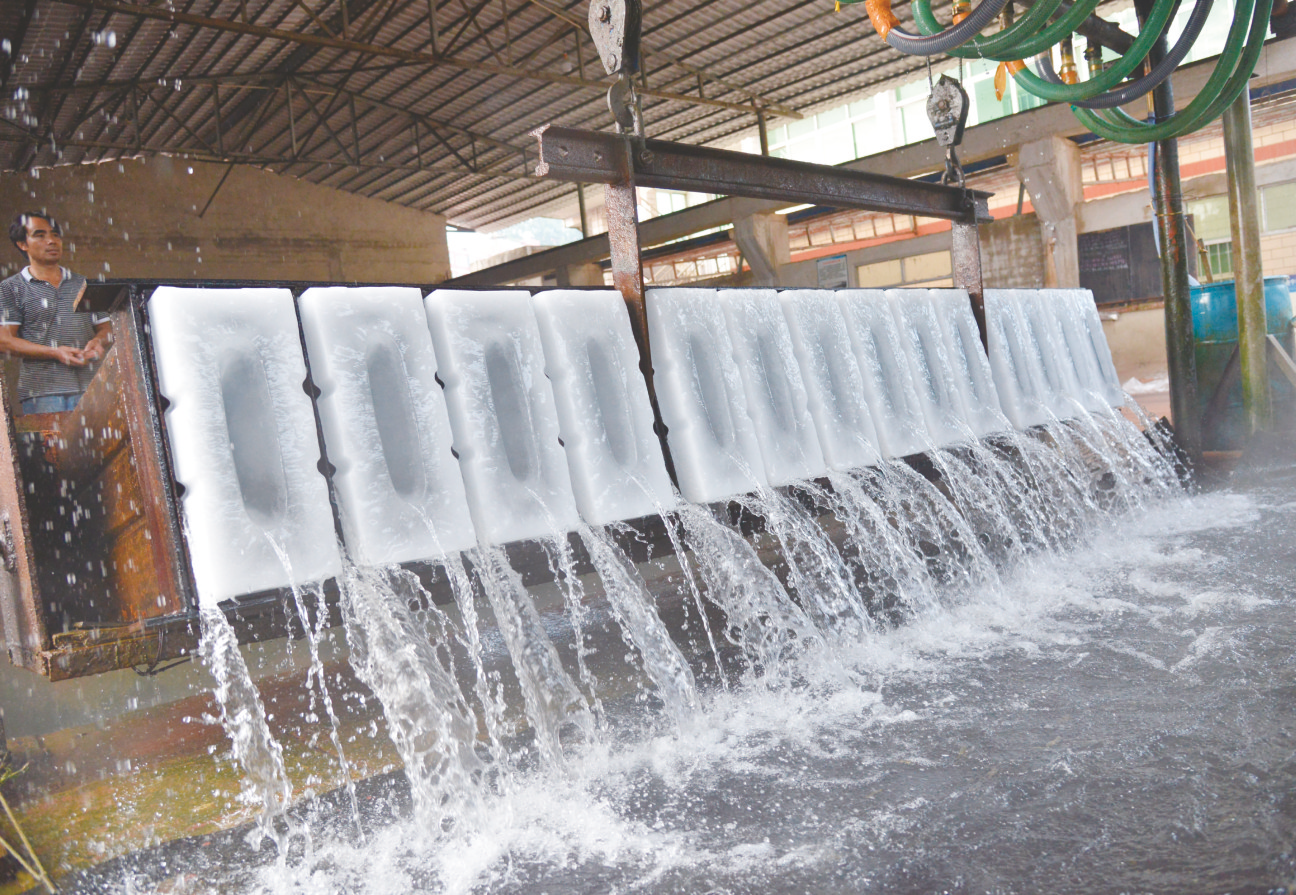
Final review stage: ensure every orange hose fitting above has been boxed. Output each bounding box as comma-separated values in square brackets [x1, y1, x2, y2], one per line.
[865, 0, 901, 39]
[994, 60, 1025, 101]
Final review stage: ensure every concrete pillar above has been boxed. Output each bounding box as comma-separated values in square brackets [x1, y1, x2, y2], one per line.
[555, 263, 606, 287]
[1014, 136, 1084, 288]
[730, 205, 790, 287]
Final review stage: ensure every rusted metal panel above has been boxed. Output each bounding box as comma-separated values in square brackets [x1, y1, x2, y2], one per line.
[533, 125, 993, 223]
[0, 393, 46, 672]
[59, 336, 187, 625]
[43, 617, 199, 681]
[951, 220, 988, 347]
[111, 297, 194, 615]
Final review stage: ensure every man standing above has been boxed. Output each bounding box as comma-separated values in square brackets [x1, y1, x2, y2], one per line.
[0, 211, 111, 414]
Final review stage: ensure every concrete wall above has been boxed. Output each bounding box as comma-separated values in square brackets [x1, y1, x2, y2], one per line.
[1101, 306, 1169, 383]
[981, 215, 1046, 289]
[0, 158, 450, 283]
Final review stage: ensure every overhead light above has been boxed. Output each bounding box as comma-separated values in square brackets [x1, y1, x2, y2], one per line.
[775, 203, 814, 215]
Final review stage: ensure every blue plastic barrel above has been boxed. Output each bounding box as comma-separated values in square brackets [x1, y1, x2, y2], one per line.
[1190, 277, 1295, 344]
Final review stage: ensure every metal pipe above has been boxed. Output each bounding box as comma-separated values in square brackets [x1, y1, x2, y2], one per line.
[1143, 0, 1201, 466]
[1223, 88, 1272, 435]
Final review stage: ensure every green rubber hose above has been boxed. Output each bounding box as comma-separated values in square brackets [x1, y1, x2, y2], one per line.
[1072, 0, 1270, 143]
[909, 0, 1098, 61]
[1009, 0, 1176, 102]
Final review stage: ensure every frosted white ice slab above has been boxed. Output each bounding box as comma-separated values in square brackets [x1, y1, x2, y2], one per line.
[837, 289, 933, 459]
[1052, 289, 1126, 409]
[298, 286, 476, 566]
[1017, 290, 1086, 419]
[887, 289, 978, 448]
[984, 289, 1055, 429]
[926, 288, 1012, 437]
[646, 287, 767, 503]
[779, 289, 881, 471]
[717, 289, 827, 485]
[532, 289, 676, 525]
[147, 286, 341, 606]
[425, 289, 580, 545]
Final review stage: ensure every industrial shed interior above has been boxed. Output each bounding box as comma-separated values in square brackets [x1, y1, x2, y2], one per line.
[0, 0, 1294, 891]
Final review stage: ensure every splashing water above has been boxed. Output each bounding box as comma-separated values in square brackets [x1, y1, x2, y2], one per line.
[197, 605, 293, 852]
[83, 405, 1289, 895]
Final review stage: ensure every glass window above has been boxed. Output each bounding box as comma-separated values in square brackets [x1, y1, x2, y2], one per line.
[788, 117, 817, 140]
[1187, 195, 1231, 243]
[900, 100, 935, 144]
[972, 74, 1012, 124]
[849, 97, 875, 118]
[1207, 242, 1233, 278]
[854, 119, 890, 158]
[818, 106, 847, 127]
[1262, 182, 1296, 233]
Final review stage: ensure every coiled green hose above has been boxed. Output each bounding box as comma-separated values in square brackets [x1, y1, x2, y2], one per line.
[867, 0, 1272, 143]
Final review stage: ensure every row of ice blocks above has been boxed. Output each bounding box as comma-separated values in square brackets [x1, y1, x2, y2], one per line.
[145, 285, 1123, 606]
[147, 286, 675, 606]
[648, 287, 1007, 503]
[649, 286, 1125, 504]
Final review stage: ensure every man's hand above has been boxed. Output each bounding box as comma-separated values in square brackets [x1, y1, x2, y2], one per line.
[51, 345, 87, 367]
[81, 338, 106, 362]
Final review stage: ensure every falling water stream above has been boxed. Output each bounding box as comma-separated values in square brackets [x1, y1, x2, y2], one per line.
[67, 405, 1296, 895]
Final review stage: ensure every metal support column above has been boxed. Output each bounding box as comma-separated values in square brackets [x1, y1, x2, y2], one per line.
[601, 138, 676, 482]
[951, 220, 987, 345]
[1223, 88, 1272, 435]
[1142, 0, 1200, 465]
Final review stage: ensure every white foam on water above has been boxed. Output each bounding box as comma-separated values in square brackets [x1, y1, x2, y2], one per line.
[645, 288, 767, 502]
[530, 289, 676, 525]
[836, 288, 934, 459]
[147, 286, 341, 605]
[298, 286, 476, 565]
[222, 478, 1285, 895]
[716, 288, 828, 485]
[778, 289, 881, 472]
[425, 289, 580, 545]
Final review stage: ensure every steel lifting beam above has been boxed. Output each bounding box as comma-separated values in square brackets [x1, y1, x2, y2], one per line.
[532, 124, 993, 485]
[533, 125, 993, 223]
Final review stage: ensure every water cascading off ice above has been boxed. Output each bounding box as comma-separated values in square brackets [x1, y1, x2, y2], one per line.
[149, 286, 342, 844]
[143, 280, 1181, 861]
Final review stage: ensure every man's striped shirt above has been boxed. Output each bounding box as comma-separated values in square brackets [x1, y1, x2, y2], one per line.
[0, 267, 109, 401]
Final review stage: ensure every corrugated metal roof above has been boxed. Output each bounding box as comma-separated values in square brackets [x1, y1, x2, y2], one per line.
[3, 0, 949, 230]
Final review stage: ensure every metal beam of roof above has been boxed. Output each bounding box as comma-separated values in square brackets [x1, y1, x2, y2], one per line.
[52, 0, 800, 118]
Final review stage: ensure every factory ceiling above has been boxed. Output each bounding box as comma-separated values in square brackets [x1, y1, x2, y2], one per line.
[2, 0, 951, 230]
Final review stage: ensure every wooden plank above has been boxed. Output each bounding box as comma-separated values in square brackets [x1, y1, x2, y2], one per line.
[1269, 334, 1296, 389]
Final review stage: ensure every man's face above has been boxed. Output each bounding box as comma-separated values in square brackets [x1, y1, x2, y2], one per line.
[17, 216, 63, 265]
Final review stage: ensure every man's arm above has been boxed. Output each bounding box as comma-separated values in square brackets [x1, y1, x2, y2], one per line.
[82, 320, 112, 362]
[0, 324, 86, 366]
